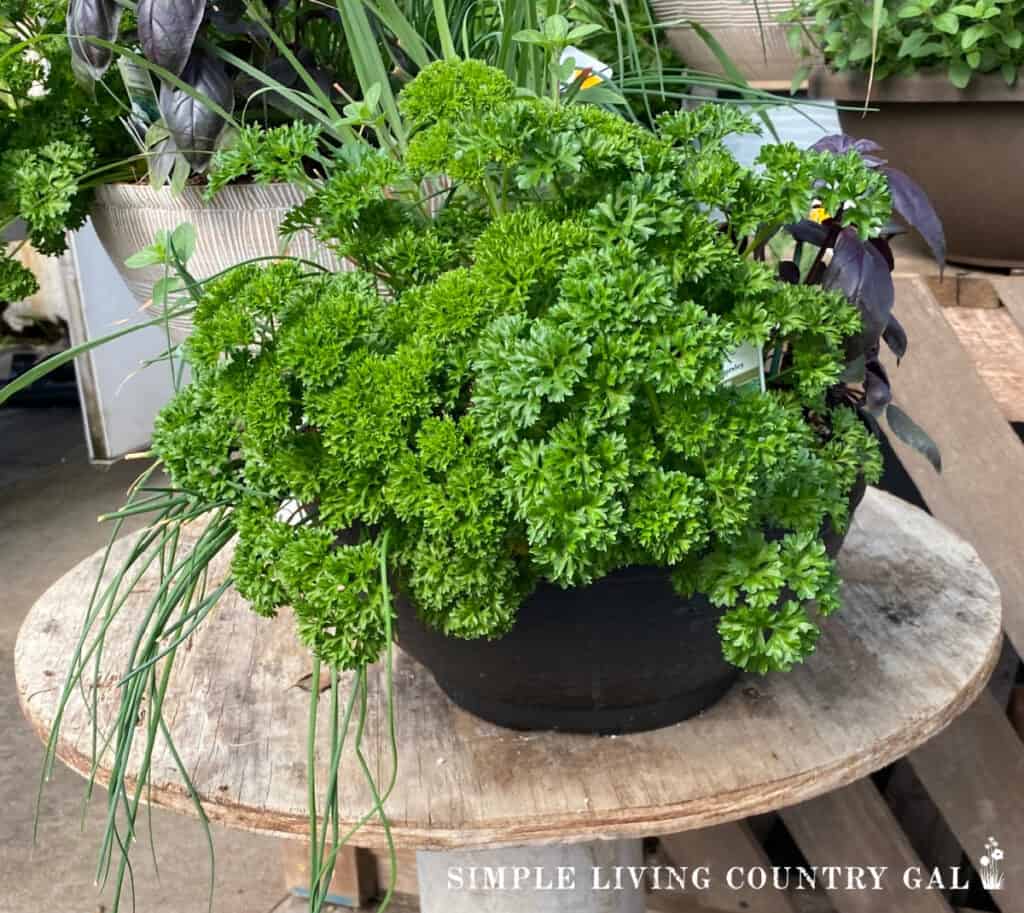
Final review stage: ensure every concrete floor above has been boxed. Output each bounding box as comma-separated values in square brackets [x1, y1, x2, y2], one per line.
[0, 405, 287, 913]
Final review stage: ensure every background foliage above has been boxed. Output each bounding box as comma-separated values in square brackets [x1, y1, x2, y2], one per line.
[784, 0, 1024, 87]
[0, 0, 128, 299]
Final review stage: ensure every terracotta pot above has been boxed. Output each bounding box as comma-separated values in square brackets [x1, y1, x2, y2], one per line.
[651, 0, 807, 83]
[90, 182, 345, 342]
[810, 70, 1024, 269]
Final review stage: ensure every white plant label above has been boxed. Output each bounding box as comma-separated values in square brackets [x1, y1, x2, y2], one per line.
[559, 46, 613, 87]
[721, 342, 766, 393]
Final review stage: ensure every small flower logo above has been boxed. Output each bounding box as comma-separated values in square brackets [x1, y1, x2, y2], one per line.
[979, 837, 1005, 891]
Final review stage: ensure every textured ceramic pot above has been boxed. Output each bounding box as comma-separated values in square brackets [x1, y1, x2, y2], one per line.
[651, 0, 807, 83]
[811, 70, 1024, 269]
[90, 182, 345, 342]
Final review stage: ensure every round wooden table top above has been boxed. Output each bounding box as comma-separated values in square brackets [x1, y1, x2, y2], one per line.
[16, 488, 1002, 851]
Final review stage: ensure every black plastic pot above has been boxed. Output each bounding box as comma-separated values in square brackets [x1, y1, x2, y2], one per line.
[397, 478, 865, 736]
[396, 568, 736, 735]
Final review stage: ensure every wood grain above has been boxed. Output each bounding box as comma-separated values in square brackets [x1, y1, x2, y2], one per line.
[940, 307, 1024, 422]
[879, 277, 1024, 913]
[882, 278, 1024, 658]
[993, 277, 1024, 336]
[658, 823, 798, 913]
[783, 779, 954, 913]
[15, 489, 1001, 851]
[909, 693, 1024, 913]
[280, 844, 377, 906]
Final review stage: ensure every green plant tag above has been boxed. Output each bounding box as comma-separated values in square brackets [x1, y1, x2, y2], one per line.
[721, 342, 765, 393]
[117, 56, 161, 128]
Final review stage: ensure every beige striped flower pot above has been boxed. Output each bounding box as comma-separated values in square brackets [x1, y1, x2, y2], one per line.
[90, 182, 344, 343]
[651, 0, 805, 84]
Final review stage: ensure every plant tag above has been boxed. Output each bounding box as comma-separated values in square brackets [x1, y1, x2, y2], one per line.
[559, 46, 613, 88]
[117, 56, 161, 129]
[721, 342, 765, 393]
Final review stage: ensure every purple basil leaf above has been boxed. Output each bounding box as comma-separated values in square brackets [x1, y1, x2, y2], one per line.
[67, 0, 123, 80]
[839, 353, 866, 383]
[810, 134, 885, 166]
[882, 314, 908, 361]
[159, 51, 233, 170]
[149, 132, 178, 187]
[868, 236, 895, 271]
[138, 0, 207, 78]
[883, 166, 946, 268]
[823, 228, 895, 359]
[886, 403, 941, 472]
[786, 219, 830, 246]
[778, 261, 800, 284]
[864, 358, 892, 413]
[878, 221, 908, 239]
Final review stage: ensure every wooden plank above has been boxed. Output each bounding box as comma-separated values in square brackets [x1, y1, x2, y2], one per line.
[923, 276, 1001, 310]
[941, 307, 1024, 422]
[370, 848, 420, 899]
[1009, 686, 1024, 739]
[883, 278, 1024, 657]
[281, 842, 378, 907]
[909, 693, 1024, 913]
[993, 277, 1024, 336]
[884, 762, 963, 884]
[882, 278, 1024, 913]
[890, 235, 1002, 309]
[781, 779, 954, 913]
[657, 822, 799, 913]
[14, 489, 1001, 849]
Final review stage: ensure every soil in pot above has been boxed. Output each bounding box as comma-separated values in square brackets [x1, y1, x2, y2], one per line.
[396, 480, 865, 736]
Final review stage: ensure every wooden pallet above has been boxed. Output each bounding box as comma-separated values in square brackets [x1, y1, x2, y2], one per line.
[290, 252, 1024, 913]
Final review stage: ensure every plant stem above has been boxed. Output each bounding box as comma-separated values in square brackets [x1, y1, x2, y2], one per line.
[643, 382, 662, 421]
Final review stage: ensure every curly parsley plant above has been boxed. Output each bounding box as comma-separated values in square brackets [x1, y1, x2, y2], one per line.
[154, 60, 885, 676]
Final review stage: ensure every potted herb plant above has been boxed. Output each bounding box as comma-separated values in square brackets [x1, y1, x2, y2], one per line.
[57, 0, 703, 329]
[786, 0, 1024, 267]
[652, 0, 808, 84]
[0, 0, 134, 303]
[7, 55, 944, 913]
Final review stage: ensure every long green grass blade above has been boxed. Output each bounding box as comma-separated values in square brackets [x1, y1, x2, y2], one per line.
[336, 1, 407, 150]
[0, 309, 191, 407]
[431, 0, 458, 60]
[865, 0, 884, 107]
[685, 22, 780, 142]
[242, 2, 345, 123]
[364, 0, 433, 69]
[70, 37, 238, 128]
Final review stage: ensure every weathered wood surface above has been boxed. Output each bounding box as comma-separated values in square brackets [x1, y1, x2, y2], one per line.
[15, 488, 1001, 851]
[879, 277, 1024, 913]
[994, 277, 1024, 335]
[657, 823, 798, 913]
[940, 306, 1024, 422]
[909, 693, 1024, 913]
[280, 843, 378, 907]
[882, 279, 1024, 658]
[782, 779, 954, 913]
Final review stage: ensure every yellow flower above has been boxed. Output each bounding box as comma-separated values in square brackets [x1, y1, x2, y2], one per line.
[809, 206, 830, 223]
[574, 69, 603, 89]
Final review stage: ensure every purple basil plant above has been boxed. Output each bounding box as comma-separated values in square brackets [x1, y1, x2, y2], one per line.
[785, 134, 944, 471]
